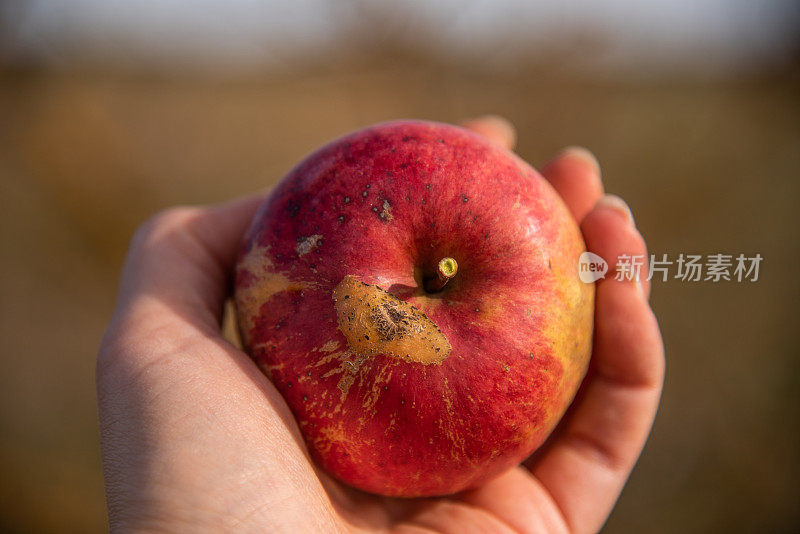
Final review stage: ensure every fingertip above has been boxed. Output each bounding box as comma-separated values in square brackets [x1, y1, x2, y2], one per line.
[541, 147, 604, 223]
[594, 194, 635, 226]
[558, 146, 601, 178]
[460, 115, 517, 150]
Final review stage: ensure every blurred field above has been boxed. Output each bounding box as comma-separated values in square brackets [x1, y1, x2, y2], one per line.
[1, 54, 799, 532]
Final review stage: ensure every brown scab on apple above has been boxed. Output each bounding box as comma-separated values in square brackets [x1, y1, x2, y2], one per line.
[332, 275, 451, 365]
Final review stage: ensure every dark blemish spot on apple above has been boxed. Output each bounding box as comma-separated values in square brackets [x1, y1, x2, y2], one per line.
[364, 335, 370, 340]
[529, 352, 535, 359]
[484, 233, 489, 239]
[386, 170, 393, 177]
[548, 259, 553, 269]
[502, 364, 510, 372]
[344, 295, 350, 299]
[366, 184, 371, 189]
[288, 382, 293, 388]
[344, 196, 350, 204]
[378, 199, 393, 222]
[461, 194, 469, 203]
[405, 196, 410, 202]
[287, 202, 301, 217]
[426, 184, 431, 189]
[303, 395, 308, 401]
[437, 138, 444, 143]
[400, 163, 408, 169]
[429, 222, 435, 228]
[307, 371, 312, 376]
[372, 206, 378, 212]
[296, 234, 322, 257]
[372, 301, 415, 341]
[422, 199, 427, 204]
[472, 215, 479, 222]
[384, 385, 389, 390]
[362, 191, 368, 198]
[338, 215, 345, 224]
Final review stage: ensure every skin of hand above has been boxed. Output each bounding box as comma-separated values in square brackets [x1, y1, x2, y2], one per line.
[97, 116, 664, 533]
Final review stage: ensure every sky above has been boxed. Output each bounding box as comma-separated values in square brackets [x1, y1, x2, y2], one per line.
[2, 0, 798, 74]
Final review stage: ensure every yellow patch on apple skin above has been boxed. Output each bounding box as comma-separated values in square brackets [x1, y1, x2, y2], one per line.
[536, 247, 595, 425]
[360, 362, 395, 413]
[315, 419, 374, 458]
[235, 244, 312, 337]
[332, 275, 451, 365]
[438, 376, 470, 462]
[320, 340, 340, 352]
[335, 353, 368, 399]
[317, 350, 369, 400]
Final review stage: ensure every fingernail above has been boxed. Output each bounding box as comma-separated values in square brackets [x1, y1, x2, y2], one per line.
[559, 146, 601, 177]
[596, 194, 635, 226]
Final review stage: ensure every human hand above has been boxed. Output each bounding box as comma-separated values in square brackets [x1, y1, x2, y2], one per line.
[97, 116, 664, 533]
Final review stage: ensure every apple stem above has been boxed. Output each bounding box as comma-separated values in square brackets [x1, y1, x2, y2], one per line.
[425, 257, 458, 292]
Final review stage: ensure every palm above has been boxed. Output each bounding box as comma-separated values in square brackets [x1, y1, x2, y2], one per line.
[97, 119, 663, 533]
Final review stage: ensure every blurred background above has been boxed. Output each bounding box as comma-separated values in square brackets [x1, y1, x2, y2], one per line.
[1, 0, 798, 531]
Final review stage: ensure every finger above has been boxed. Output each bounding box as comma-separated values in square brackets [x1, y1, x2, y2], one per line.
[116, 194, 264, 328]
[540, 147, 604, 223]
[583, 193, 650, 297]
[460, 115, 517, 150]
[526, 195, 664, 533]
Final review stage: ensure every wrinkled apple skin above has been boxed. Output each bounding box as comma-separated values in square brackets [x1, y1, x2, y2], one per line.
[234, 120, 594, 497]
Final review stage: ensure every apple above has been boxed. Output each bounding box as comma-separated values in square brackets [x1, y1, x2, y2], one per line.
[234, 120, 594, 497]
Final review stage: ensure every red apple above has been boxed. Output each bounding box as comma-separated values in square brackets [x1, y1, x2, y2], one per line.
[234, 120, 594, 497]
